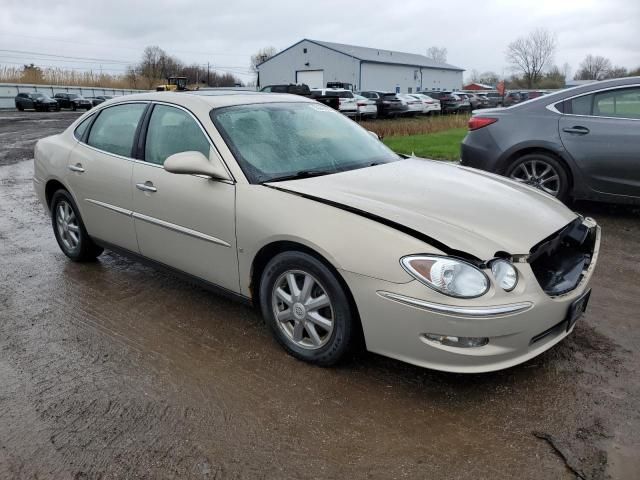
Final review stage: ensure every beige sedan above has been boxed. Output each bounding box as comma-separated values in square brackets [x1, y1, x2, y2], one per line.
[33, 91, 600, 373]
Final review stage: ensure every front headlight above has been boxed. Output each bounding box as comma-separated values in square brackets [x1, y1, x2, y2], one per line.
[401, 255, 489, 299]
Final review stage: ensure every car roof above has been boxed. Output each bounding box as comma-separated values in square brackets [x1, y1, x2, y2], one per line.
[104, 91, 316, 110]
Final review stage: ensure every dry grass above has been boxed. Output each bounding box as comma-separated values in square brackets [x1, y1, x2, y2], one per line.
[0, 66, 139, 89]
[359, 114, 470, 138]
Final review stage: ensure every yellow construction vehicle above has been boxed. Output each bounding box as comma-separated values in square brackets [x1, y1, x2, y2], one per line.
[156, 76, 189, 92]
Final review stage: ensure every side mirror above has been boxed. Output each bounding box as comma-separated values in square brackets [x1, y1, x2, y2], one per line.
[368, 130, 381, 141]
[164, 150, 231, 181]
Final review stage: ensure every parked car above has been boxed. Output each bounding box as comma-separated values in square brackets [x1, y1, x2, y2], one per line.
[53, 93, 93, 110]
[482, 91, 504, 107]
[502, 91, 522, 107]
[15, 92, 60, 111]
[397, 94, 423, 116]
[87, 95, 114, 106]
[452, 92, 475, 111]
[461, 76, 640, 204]
[471, 93, 491, 108]
[260, 84, 312, 97]
[34, 90, 600, 373]
[424, 91, 467, 113]
[357, 91, 408, 117]
[409, 94, 441, 115]
[462, 92, 489, 109]
[353, 94, 378, 118]
[311, 88, 358, 117]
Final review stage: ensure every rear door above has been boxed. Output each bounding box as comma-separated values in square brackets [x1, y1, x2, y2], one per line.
[66, 102, 148, 252]
[559, 86, 640, 198]
[132, 103, 239, 292]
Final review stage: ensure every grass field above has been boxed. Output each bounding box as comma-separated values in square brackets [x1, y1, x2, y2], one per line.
[359, 114, 469, 161]
[382, 128, 467, 161]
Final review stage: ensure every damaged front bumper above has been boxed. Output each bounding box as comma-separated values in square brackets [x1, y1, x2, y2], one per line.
[340, 217, 601, 373]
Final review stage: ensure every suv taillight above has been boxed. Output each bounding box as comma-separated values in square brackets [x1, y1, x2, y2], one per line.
[468, 117, 498, 131]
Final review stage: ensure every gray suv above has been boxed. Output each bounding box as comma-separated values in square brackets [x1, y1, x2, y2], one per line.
[461, 77, 640, 204]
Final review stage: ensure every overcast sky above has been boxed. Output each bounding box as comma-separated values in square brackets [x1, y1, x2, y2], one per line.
[1, 0, 638, 83]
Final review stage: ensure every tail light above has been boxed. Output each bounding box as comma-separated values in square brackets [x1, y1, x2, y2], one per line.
[468, 117, 498, 131]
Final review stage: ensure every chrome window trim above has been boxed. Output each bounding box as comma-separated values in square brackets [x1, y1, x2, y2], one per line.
[546, 83, 640, 121]
[71, 100, 236, 184]
[377, 291, 533, 318]
[132, 211, 231, 247]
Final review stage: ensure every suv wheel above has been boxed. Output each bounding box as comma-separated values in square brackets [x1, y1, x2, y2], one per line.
[259, 251, 355, 366]
[51, 190, 103, 261]
[506, 153, 570, 201]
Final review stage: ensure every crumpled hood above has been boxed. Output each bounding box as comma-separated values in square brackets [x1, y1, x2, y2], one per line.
[269, 158, 577, 259]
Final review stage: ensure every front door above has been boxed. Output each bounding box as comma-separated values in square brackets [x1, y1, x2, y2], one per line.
[132, 103, 239, 292]
[559, 86, 640, 198]
[66, 102, 148, 252]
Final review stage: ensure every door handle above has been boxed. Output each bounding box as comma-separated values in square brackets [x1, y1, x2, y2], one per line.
[136, 181, 157, 193]
[562, 126, 590, 135]
[68, 163, 85, 173]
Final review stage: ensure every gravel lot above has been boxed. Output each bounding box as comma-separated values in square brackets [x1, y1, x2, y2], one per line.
[1, 110, 639, 479]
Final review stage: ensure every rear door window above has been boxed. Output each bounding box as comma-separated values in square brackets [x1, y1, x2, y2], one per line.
[87, 103, 147, 157]
[593, 87, 640, 119]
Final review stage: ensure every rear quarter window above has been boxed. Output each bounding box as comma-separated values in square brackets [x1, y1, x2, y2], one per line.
[73, 115, 94, 140]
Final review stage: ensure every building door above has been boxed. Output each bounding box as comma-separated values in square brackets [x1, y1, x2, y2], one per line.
[296, 70, 324, 89]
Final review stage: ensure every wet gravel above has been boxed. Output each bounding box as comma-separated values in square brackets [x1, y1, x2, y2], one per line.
[0, 110, 639, 479]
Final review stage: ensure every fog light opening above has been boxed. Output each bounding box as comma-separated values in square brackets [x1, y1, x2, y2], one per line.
[422, 333, 489, 348]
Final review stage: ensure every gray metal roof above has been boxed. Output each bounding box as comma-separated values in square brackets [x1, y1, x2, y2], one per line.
[308, 39, 464, 71]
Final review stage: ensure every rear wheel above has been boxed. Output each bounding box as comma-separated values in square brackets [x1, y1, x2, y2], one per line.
[17, 105, 24, 111]
[259, 251, 355, 366]
[506, 153, 570, 201]
[51, 190, 103, 261]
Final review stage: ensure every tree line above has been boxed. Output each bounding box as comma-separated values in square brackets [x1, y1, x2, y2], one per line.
[6, 45, 245, 90]
[466, 28, 639, 89]
[125, 46, 242, 89]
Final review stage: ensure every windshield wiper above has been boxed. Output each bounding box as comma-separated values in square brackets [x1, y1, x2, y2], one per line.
[261, 170, 333, 183]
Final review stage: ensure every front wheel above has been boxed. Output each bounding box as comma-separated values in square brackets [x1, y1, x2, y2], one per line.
[506, 153, 570, 201]
[51, 190, 103, 261]
[259, 251, 355, 366]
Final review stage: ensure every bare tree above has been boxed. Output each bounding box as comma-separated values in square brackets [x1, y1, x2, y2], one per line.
[575, 54, 612, 80]
[251, 46, 277, 73]
[478, 71, 499, 86]
[426, 46, 447, 64]
[137, 46, 182, 89]
[506, 28, 557, 88]
[604, 66, 629, 79]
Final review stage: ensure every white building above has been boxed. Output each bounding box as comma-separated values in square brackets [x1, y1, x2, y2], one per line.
[257, 39, 464, 93]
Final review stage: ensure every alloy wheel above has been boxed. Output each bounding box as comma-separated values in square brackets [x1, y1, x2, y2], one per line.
[56, 200, 80, 251]
[509, 159, 561, 196]
[271, 270, 334, 350]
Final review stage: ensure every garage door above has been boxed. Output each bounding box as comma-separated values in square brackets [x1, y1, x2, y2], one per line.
[296, 70, 324, 89]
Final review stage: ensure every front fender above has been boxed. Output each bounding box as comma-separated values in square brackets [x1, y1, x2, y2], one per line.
[235, 184, 443, 296]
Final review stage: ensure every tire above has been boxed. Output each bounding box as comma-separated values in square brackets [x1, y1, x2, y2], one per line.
[505, 152, 570, 201]
[259, 251, 355, 366]
[17, 105, 24, 111]
[50, 189, 103, 262]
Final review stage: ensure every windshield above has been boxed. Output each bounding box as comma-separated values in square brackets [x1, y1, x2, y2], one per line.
[211, 102, 400, 183]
